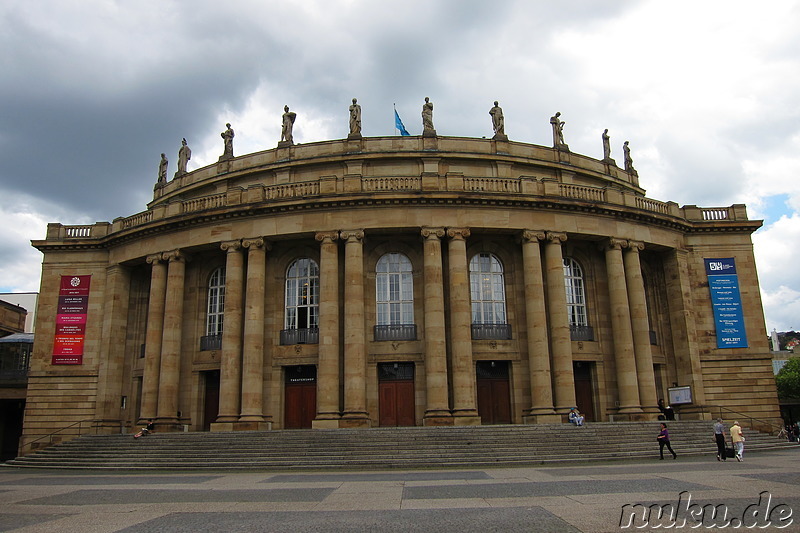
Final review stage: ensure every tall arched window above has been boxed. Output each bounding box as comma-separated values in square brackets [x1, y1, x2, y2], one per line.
[469, 252, 510, 339]
[563, 257, 592, 340]
[201, 267, 225, 350]
[282, 258, 319, 344]
[375, 253, 415, 340]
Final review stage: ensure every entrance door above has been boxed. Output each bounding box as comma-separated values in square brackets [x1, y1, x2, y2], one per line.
[284, 365, 317, 429]
[573, 361, 595, 422]
[378, 363, 415, 427]
[476, 361, 512, 424]
[203, 370, 220, 431]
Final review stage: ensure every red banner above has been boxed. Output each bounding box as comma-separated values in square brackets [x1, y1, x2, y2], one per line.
[52, 275, 91, 364]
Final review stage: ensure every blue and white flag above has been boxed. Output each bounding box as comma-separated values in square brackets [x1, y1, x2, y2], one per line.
[394, 107, 410, 136]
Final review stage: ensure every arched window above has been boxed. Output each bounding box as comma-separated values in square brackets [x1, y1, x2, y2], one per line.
[201, 267, 225, 351]
[469, 253, 510, 339]
[563, 257, 592, 340]
[282, 258, 319, 344]
[375, 253, 415, 340]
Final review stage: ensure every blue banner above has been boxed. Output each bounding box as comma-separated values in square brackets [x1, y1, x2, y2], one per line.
[704, 258, 748, 348]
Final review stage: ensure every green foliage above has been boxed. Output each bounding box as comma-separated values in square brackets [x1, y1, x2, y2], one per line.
[776, 357, 800, 399]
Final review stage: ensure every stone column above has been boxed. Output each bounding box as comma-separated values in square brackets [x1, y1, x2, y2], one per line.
[624, 241, 659, 416]
[604, 238, 642, 416]
[544, 232, 576, 414]
[447, 227, 480, 424]
[156, 249, 188, 428]
[95, 264, 131, 431]
[238, 238, 270, 429]
[340, 229, 370, 427]
[521, 231, 559, 422]
[421, 227, 452, 425]
[212, 240, 244, 430]
[663, 248, 707, 412]
[313, 231, 341, 428]
[140, 253, 167, 422]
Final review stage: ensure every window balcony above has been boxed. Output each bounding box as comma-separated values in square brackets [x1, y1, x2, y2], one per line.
[200, 334, 222, 351]
[374, 324, 417, 341]
[471, 323, 512, 340]
[280, 328, 319, 345]
[569, 324, 594, 341]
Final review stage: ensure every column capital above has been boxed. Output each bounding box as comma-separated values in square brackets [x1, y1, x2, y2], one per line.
[521, 230, 547, 243]
[220, 240, 242, 252]
[421, 226, 445, 239]
[162, 249, 189, 263]
[340, 229, 364, 242]
[604, 237, 628, 251]
[626, 240, 645, 252]
[242, 236, 270, 250]
[146, 253, 163, 265]
[545, 231, 568, 244]
[446, 227, 470, 240]
[315, 231, 340, 244]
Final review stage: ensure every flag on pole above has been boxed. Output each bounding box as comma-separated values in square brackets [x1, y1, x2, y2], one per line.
[394, 105, 410, 136]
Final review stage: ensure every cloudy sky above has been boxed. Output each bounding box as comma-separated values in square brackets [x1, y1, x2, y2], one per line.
[1, 1, 799, 332]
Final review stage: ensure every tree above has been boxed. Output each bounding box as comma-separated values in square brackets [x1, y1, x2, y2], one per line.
[776, 357, 800, 399]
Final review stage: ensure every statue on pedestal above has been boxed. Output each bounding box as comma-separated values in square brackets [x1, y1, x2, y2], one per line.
[281, 105, 297, 145]
[157, 153, 168, 184]
[490, 101, 507, 141]
[348, 98, 362, 138]
[421, 97, 436, 136]
[550, 112, 568, 150]
[219, 123, 234, 161]
[175, 138, 191, 177]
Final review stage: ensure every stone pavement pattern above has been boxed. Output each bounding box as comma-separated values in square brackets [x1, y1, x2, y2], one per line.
[1, 449, 799, 532]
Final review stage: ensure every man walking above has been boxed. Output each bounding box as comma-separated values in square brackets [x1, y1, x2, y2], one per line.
[730, 421, 745, 461]
[714, 418, 727, 461]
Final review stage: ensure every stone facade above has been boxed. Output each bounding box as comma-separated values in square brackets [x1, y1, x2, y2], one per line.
[22, 135, 779, 450]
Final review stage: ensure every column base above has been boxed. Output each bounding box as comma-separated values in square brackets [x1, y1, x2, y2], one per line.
[209, 422, 236, 432]
[423, 410, 454, 426]
[523, 413, 562, 424]
[233, 421, 272, 431]
[154, 418, 181, 432]
[339, 412, 371, 428]
[312, 418, 341, 429]
[452, 409, 482, 426]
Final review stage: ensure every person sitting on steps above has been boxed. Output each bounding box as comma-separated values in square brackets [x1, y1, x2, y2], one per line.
[134, 419, 155, 439]
[569, 407, 585, 426]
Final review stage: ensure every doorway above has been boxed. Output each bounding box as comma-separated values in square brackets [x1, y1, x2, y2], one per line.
[378, 363, 415, 427]
[202, 370, 220, 431]
[573, 361, 595, 422]
[284, 365, 317, 429]
[476, 361, 512, 424]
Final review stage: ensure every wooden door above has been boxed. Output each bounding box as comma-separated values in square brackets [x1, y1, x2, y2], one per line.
[378, 363, 415, 427]
[476, 361, 512, 424]
[284, 366, 317, 429]
[573, 361, 595, 422]
[203, 370, 220, 431]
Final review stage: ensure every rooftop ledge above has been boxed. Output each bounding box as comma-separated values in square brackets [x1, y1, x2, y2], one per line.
[41, 135, 754, 241]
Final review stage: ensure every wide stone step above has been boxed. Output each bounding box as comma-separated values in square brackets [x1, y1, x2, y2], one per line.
[5, 421, 790, 470]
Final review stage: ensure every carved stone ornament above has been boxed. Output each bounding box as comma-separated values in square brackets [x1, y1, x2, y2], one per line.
[339, 229, 365, 242]
[446, 227, 471, 240]
[521, 230, 547, 243]
[421, 227, 445, 239]
[545, 231, 568, 244]
[315, 231, 340, 244]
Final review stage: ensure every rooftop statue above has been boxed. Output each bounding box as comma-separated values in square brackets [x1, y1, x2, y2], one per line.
[349, 98, 362, 138]
[157, 153, 168, 184]
[281, 105, 297, 145]
[421, 97, 435, 136]
[550, 111, 568, 150]
[490, 101, 507, 141]
[175, 138, 191, 177]
[602, 129, 616, 165]
[219, 123, 234, 161]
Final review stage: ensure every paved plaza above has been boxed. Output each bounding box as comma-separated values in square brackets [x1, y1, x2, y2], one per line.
[1, 448, 799, 532]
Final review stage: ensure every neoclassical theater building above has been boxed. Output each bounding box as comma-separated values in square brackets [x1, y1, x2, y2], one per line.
[22, 114, 780, 449]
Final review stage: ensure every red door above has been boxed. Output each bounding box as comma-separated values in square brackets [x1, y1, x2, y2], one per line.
[284, 366, 317, 429]
[476, 361, 512, 424]
[378, 363, 415, 427]
[203, 370, 220, 431]
[573, 361, 595, 422]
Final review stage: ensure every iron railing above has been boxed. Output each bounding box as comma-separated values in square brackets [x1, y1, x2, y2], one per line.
[200, 335, 222, 351]
[374, 324, 417, 341]
[471, 323, 512, 340]
[570, 324, 594, 341]
[280, 328, 319, 345]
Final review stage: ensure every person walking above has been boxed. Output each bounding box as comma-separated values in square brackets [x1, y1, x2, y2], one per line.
[714, 418, 727, 461]
[730, 421, 745, 461]
[657, 423, 677, 460]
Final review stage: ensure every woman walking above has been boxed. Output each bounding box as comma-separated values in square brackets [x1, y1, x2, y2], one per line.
[657, 423, 677, 460]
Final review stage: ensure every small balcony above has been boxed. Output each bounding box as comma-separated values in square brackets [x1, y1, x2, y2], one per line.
[280, 328, 319, 345]
[374, 324, 417, 341]
[471, 323, 512, 340]
[570, 324, 595, 341]
[200, 335, 222, 351]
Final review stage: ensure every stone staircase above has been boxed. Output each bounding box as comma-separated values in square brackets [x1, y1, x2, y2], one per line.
[3, 421, 793, 470]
